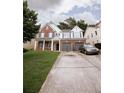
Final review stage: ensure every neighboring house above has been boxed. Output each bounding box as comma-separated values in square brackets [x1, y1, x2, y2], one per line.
[84, 21, 101, 45]
[96, 21, 101, 43]
[34, 22, 86, 51]
[23, 39, 35, 49]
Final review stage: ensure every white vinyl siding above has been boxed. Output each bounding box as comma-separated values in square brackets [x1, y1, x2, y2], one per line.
[63, 32, 70, 38]
[71, 32, 73, 38]
[74, 32, 80, 38]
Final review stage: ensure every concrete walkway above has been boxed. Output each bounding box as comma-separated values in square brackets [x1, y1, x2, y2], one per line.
[39, 52, 101, 93]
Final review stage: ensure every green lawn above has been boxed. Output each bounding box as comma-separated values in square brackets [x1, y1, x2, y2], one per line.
[23, 51, 60, 93]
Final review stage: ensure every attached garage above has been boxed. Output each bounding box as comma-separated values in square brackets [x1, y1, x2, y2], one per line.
[74, 43, 83, 51]
[61, 39, 86, 51]
[62, 43, 71, 51]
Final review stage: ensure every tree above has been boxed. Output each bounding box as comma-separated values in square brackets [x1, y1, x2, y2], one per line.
[65, 17, 77, 29]
[58, 17, 87, 32]
[23, 1, 40, 43]
[57, 22, 70, 30]
[77, 19, 87, 34]
[77, 20, 87, 31]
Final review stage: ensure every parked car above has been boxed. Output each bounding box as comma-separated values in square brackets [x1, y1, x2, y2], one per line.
[79, 44, 99, 55]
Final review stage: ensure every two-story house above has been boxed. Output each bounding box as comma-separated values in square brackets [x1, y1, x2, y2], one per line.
[34, 22, 86, 51]
[84, 21, 101, 45]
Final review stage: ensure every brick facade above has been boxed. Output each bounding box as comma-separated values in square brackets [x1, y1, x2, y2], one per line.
[40, 25, 53, 38]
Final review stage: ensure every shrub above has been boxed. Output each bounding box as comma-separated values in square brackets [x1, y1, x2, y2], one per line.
[23, 48, 28, 53]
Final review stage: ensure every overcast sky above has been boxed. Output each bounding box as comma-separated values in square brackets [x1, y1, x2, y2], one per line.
[28, 0, 101, 25]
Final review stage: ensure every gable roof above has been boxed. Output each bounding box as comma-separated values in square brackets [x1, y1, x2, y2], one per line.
[71, 26, 84, 32]
[48, 22, 62, 32]
[40, 22, 62, 33]
[96, 21, 101, 26]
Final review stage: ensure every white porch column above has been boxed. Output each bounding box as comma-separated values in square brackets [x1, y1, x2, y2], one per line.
[59, 40, 61, 51]
[34, 40, 38, 51]
[51, 39, 53, 51]
[43, 40, 45, 51]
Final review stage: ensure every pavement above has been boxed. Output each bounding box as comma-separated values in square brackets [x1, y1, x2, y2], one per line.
[39, 52, 101, 93]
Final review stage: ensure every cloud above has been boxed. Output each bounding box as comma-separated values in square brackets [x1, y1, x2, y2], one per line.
[27, 0, 101, 24]
[28, 0, 62, 10]
[53, 0, 90, 14]
[37, 10, 68, 25]
[28, 0, 99, 12]
[38, 10, 97, 24]
[74, 12, 98, 24]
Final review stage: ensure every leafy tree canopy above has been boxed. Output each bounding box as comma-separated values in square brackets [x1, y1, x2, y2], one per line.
[58, 17, 87, 32]
[23, 1, 40, 43]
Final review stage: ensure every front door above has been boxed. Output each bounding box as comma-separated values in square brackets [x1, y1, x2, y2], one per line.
[56, 43, 59, 50]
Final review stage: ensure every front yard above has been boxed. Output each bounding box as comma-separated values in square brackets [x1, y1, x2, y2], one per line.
[23, 51, 60, 93]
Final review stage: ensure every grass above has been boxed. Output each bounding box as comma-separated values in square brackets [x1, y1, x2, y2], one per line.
[23, 51, 60, 93]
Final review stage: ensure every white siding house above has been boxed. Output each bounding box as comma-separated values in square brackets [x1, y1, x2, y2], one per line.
[84, 21, 101, 45]
[96, 21, 101, 43]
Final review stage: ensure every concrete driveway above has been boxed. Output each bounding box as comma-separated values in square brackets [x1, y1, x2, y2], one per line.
[39, 52, 101, 93]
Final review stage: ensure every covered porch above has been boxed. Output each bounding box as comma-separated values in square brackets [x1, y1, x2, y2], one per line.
[38, 39, 61, 51]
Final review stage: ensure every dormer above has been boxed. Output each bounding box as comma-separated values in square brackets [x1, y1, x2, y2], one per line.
[71, 26, 84, 38]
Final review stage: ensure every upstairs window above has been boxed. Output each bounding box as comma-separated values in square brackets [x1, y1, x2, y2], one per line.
[74, 32, 80, 38]
[49, 33, 53, 38]
[80, 32, 83, 38]
[54, 33, 60, 37]
[95, 31, 97, 35]
[40, 33, 44, 38]
[91, 33, 93, 38]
